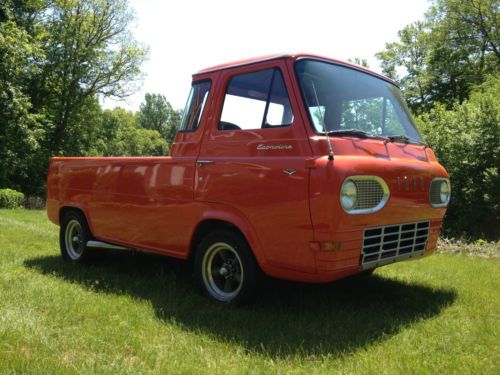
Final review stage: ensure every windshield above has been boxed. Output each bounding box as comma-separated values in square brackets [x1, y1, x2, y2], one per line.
[295, 59, 422, 141]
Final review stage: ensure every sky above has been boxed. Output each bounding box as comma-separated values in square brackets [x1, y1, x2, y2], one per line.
[103, 0, 430, 111]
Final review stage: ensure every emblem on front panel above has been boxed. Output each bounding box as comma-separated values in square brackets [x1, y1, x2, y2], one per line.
[397, 176, 425, 191]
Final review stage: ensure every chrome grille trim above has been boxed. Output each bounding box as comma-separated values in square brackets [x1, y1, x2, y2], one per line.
[342, 176, 390, 215]
[361, 221, 430, 270]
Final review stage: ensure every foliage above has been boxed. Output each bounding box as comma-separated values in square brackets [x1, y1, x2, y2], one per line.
[0, 0, 148, 195]
[376, 21, 431, 112]
[0, 20, 45, 192]
[418, 76, 500, 239]
[0, 209, 499, 373]
[376, 0, 500, 239]
[436, 237, 500, 259]
[95, 107, 169, 156]
[32, 0, 148, 153]
[138, 93, 181, 144]
[23, 196, 46, 210]
[0, 189, 24, 208]
[376, 0, 499, 114]
[347, 57, 369, 68]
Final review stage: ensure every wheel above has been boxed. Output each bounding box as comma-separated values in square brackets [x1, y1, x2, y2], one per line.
[60, 210, 94, 262]
[194, 230, 259, 304]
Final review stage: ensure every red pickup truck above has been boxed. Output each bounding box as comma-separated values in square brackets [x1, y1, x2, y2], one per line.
[47, 53, 450, 303]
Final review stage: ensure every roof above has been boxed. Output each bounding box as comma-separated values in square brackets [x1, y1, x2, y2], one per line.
[195, 54, 290, 74]
[194, 53, 396, 85]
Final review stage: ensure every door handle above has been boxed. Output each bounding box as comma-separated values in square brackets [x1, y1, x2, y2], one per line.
[196, 160, 214, 167]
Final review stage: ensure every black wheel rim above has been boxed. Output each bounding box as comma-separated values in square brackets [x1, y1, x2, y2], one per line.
[202, 242, 244, 302]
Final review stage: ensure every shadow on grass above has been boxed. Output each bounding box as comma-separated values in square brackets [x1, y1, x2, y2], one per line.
[24, 251, 456, 357]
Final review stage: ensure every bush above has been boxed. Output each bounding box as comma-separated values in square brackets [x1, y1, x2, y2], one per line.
[24, 196, 46, 210]
[418, 76, 500, 240]
[0, 189, 25, 209]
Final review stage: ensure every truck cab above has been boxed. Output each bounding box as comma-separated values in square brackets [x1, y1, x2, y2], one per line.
[47, 53, 450, 304]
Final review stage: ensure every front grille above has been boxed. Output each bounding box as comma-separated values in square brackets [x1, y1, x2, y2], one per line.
[354, 179, 385, 210]
[361, 221, 430, 269]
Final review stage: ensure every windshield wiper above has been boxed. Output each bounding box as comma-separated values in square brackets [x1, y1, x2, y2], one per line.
[387, 134, 428, 147]
[325, 129, 390, 142]
[323, 129, 428, 147]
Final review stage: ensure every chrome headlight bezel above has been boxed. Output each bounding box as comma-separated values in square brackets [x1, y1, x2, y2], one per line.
[430, 177, 451, 207]
[340, 176, 390, 214]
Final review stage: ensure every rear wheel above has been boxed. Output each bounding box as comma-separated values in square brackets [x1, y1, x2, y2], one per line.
[195, 230, 259, 304]
[60, 211, 94, 262]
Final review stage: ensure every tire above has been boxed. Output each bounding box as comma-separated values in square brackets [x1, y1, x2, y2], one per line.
[194, 230, 259, 304]
[60, 210, 95, 262]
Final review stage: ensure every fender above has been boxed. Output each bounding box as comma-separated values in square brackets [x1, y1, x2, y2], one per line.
[190, 202, 270, 271]
[57, 202, 93, 231]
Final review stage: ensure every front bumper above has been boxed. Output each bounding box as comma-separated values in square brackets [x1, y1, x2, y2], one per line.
[314, 219, 442, 275]
[360, 220, 431, 270]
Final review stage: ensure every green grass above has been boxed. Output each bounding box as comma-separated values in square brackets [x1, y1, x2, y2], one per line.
[0, 209, 499, 374]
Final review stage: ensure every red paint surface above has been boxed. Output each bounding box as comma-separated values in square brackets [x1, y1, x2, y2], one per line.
[47, 54, 449, 283]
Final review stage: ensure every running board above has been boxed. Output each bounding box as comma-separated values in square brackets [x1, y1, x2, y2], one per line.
[86, 240, 130, 251]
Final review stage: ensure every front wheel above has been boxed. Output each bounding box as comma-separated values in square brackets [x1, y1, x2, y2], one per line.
[195, 230, 259, 304]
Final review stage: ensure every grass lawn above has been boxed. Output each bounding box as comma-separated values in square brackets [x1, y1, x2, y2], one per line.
[0, 209, 499, 374]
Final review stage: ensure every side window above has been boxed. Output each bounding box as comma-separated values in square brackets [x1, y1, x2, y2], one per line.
[309, 106, 325, 131]
[219, 68, 294, 131]
[179, 80, 211, 132]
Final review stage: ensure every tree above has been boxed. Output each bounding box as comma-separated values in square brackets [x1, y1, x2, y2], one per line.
[0, 0, 47, 26]
[376, 0, 499, 113]
[137, 93, 181, 145]
[0, 19, 45, 191]
[348, 57, 370, 68]
[426, 0, 499, 105]
[96, 108, 168, 156]
[33, 0, 148, 152]
[417, 76, 499, 239]
[432, 0, 499, 61]
[375, 22, 431, 113]
[0, 0, 148, 194]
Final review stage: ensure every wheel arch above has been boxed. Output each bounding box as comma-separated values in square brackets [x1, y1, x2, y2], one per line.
[188, 213, 268, 271]
[59, 205, 94, 235]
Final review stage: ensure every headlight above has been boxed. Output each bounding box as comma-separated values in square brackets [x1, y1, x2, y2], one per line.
[440, 180, 450, 203]
[430, 178, 450, 207]
[340, 176, 390, 214]
[340, 180, 358, 210]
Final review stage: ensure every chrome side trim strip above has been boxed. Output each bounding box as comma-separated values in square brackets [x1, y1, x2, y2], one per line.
[86, 240, 130, 251]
